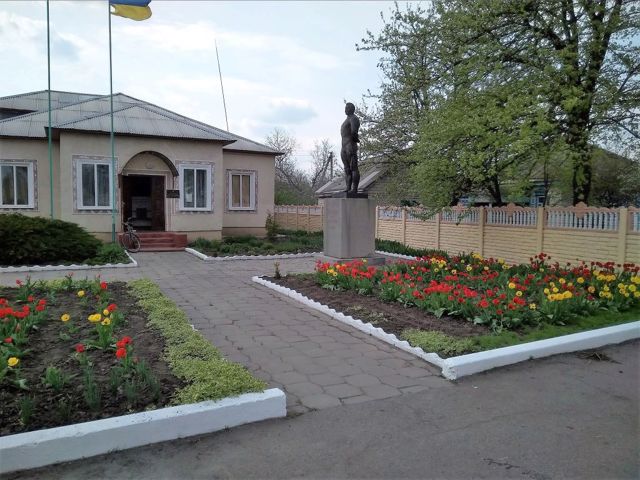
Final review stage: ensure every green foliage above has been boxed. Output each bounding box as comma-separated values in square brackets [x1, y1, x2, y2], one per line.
[17, 396, 35, 426]
[42, 366, 71, 392]
[401, 330, 478, 357]
[189, 230, 322, 257]
[88, 243, 129, 265]
[265, 212, 278, 241]
[82, 367, 101, 412]
[128, 279, 266, 404]
[0, 214, 101, 266]
[358, 1, 639, 206]
[375, 239, 449, 259]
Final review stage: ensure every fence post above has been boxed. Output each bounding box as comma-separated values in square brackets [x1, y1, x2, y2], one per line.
[478, 207, 485, 256]
[306, 206, 311, 233]
[618, 207, 628, 265]
[295, 205, 299, 231]
[536, 206, 544, 254]
[435, 212, 441, 249]
[401, 208, 407, 245]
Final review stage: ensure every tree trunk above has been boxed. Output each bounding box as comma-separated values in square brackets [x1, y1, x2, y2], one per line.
[567, 119, 592, 205]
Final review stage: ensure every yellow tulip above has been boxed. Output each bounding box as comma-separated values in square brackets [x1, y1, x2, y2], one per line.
[7, 357, 19, 367]
[77, 290, 85, 298]
[60, 313, 71, 322]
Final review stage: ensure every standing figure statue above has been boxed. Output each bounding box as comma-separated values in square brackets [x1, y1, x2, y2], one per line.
[340, 102, 360, 194]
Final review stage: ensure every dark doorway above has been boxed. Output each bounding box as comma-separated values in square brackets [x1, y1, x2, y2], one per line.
[122, 175, 165, 231]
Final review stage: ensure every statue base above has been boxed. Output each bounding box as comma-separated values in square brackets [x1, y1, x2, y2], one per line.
[317, 254, 386, 266]
[322, 197, 384, 265]
[325, 191, 368, 199]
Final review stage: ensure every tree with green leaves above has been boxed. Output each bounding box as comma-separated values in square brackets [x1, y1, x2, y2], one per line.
[359, 0, 639, 206]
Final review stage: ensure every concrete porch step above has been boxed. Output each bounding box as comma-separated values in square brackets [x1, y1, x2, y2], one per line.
[138, 246, 186, 252]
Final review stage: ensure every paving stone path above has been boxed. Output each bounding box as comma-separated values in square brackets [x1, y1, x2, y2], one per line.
[0, 252, 447, 413]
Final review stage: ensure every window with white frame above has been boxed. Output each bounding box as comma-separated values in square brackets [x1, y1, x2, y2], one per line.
[76, 159, 112, 210]
[180, 164, 211, 211]
[0, 162, 34, 208]
[228, 171, 255, 210]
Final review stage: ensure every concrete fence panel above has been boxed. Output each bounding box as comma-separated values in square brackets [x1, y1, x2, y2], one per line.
[275, 203, 640, 265]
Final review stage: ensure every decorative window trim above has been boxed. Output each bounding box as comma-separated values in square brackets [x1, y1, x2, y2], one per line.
[75, 157, 113, 210]
[179, 163, 213, 212]
[0, 160, 36, 209]
[72, 155, 118, 214]
[227, 170, 256, 211]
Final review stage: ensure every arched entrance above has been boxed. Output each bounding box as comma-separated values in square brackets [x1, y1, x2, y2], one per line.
[120, 151, 178, 231]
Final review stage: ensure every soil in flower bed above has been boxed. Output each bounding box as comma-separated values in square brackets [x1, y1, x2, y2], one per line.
[0, 282, 183, 436]
[270, 274, 490, 338]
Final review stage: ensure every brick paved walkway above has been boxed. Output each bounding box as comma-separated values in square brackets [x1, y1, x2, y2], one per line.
[0, 253, 447, 413]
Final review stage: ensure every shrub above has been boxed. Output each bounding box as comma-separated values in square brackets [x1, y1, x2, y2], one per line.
[375, 238, 450, 259]
[88, 243, 129, 265]
[265, 211, 278, 241]
[0, 214, 101, 266]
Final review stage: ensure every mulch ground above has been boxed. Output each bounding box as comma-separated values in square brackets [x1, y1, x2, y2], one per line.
[0, 282, 183, 436]
[270, 274, 490, 338]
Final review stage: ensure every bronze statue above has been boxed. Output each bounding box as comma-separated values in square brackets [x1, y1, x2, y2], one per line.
[340, 102, 360, 194]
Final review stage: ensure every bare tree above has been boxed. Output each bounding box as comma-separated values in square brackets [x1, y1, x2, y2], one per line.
[309, 139, 336, 191]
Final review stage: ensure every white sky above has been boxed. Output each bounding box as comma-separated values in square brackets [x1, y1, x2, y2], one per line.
[0, 0, 394, 171]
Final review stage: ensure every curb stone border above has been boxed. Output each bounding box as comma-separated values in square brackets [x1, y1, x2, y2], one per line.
[185, 247, 320, 261]
[252, 276, 640, 380]
[0, 251, 138, 273]
[374, 250, 417, 260]
[252, 275, 445, 369]
[186, 247, 416, 263]
[0, 388, 286, 474]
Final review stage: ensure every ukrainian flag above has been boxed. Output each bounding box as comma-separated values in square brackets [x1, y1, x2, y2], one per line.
[110, 0, 152, 21]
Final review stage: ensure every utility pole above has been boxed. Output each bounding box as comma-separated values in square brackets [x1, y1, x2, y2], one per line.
[328, 152, 334, 179]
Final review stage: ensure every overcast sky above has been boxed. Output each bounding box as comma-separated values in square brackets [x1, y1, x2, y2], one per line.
[0, 0, 395, 170]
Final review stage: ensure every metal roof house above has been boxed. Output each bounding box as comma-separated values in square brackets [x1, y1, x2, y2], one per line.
[0, 90, 279, 243]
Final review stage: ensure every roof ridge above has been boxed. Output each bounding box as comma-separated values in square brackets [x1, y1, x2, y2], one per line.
[52, 103, 235, 140]
[0, 89, 102, 101]
[0, 90, 108, 123]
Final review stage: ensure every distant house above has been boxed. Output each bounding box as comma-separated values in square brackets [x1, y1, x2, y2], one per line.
[316, 161, 420, 205]
[0, 90, 279, 241]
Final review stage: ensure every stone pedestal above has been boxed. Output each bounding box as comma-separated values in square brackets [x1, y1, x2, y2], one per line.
[322, 197, 385, 265]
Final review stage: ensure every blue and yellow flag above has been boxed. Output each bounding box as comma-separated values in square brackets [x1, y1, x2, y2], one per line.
[109, 0, 152, 21]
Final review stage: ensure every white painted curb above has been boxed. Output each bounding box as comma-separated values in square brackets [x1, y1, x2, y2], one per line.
[440, 321, 640, 380]
[252, 276, 640, 380]
[375, 250, 417, 260]
[0, 388, 286, 474]
[252, 276, 444, 368]
[185, 247, 320, 262]
[0, 251, 138, 273]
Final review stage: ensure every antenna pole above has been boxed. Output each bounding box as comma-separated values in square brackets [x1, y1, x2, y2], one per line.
[215, 39, 229, 131]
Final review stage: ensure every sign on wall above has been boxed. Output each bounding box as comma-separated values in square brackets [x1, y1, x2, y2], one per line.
[166, 190, 180, 198]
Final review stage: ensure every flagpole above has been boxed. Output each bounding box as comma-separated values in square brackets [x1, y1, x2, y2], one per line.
[47, 0, 53, 219]
[108, 1, 116, 243]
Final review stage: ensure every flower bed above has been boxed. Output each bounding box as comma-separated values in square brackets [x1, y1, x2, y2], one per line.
[190, 230, 323, 258]
[0, 276, 265, 436]
[271, 253, 640, 357]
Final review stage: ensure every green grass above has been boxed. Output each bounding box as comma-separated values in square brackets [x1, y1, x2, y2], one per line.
[128, 279, 266, 404]
[402, 306, 640, 357]
[190, 230, 323, 257]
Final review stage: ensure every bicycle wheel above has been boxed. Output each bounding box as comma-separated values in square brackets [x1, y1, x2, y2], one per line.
[121, 232, 141, 253]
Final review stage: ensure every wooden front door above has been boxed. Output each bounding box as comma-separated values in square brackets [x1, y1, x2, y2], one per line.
[150, 176, 165, 231]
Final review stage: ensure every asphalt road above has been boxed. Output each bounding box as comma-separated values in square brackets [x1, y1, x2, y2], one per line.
[5, 340, 639, 480]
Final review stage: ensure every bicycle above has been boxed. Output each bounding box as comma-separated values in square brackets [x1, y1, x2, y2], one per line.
[120, 217, 141, 253]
